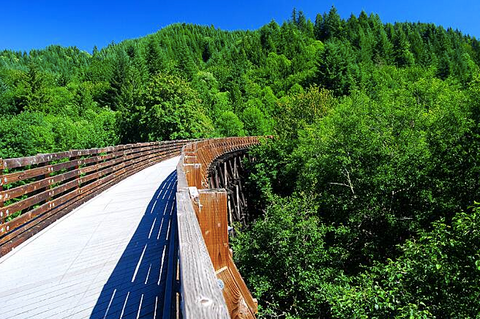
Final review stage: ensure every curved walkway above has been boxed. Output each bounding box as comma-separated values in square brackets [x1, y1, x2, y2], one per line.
[0, 156, 180, 319]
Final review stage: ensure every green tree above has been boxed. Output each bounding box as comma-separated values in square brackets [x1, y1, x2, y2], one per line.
[324, 6, 344, 39]
[216, 111, 245, 137]
[118, 73, 213, 142]
[275, 86, 334, 140]
[242, 102, 270, 136]
[144, 36, 163, 75]
[315, 39, 359, 95]
[393, 26, 415, 67]
[328, 205, 480, 318]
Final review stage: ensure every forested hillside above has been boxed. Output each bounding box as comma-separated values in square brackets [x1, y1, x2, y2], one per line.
[2, 6, 480, 317]
[2, 7, 479, 158]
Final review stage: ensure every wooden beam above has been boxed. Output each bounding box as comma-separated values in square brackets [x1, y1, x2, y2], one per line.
[0, 159, 3, 215]
[176, 190, 229, 318]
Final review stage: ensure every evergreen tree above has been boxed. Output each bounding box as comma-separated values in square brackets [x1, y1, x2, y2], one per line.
[374, 24, 393, 64]
[177, 42, 198, 80]
[324, 6, 344, 39]
[315, 39, 359, 95]
[393, 25, 415, 67]
[346, 13, 360, 47]
[109, 50, 130, 110]
[314, 13, 325, 40]
[437, 51, 452, 79]
[144, 36, 163, 75]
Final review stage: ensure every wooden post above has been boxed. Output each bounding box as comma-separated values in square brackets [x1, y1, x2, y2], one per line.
[197, 189, 229, 270]
[195, 189, 257, 318]
[0, 159, 4, 241]
[185, 164, 202, 188]
[176, 190, 230, 318]
[235, 184, 242, 223]
[227, 192, 233, 226]
[44, 157, 53, 205]
[233, 157, 237, 179]
[218, 165, 225, 189]
[224, 162, 228, 187]
[0, 158, 4, 215]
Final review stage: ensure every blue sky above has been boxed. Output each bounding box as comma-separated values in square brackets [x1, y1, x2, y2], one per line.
[1, 0, 479, 53]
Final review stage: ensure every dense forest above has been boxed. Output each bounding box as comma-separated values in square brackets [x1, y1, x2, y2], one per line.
[2, 6, 480, 318]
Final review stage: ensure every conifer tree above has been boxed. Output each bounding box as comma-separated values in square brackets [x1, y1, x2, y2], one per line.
[144, 36, 163, 75]
[314, 13, 324, 40]
[393, 25, 415, 67]
[324, 6, 344, 39]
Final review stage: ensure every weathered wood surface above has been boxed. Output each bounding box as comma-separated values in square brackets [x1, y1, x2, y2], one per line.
[0, 140, 188, 256]
[176, 189, 230, 318]
[0, 156, 180, 318]
[177, 137, 263, 319]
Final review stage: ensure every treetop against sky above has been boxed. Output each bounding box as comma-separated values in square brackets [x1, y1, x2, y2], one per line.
[1, 0, 479, 53]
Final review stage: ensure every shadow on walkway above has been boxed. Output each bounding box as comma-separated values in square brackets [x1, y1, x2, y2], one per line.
[90, 171, 179, 319]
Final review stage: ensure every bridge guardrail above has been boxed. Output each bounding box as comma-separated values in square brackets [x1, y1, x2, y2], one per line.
[177, 137, 261, 319]
[0, 140, 189, 256]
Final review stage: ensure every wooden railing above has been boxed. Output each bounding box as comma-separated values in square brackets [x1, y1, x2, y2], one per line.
[0, 140, 188, 256]
[176, 137, 261, 319]
[1, 137, 261, 318]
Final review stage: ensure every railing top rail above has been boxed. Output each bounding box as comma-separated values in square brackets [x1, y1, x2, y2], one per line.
[1, 140, 189, 170]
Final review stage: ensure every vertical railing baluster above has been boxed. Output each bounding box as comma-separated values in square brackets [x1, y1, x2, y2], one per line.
[44, 155, 52, 207]
[0, 159, 4, 232]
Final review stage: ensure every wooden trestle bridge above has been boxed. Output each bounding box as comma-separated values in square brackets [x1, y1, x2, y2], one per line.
[0, 137, 261, 318]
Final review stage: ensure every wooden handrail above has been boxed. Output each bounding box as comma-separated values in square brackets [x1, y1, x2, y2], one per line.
[177, 137, 261, 319]
[0, 140, 190, 256]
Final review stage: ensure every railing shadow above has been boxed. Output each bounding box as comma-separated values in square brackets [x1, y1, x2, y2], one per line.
[90, 171, 178, 319]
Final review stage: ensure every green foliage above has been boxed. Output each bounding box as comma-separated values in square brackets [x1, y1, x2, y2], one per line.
[315, 39, 359, 95]
[239, 64, 480, 317]
[118, 73, 214, 142]
[275, 86, 335, 140]
[2, 8, 480, 158]
[0, 111, 118, 158]
[216, 111, 245, 137]
[327, 204, 480, 318]
[241, 102, 271, 136]
[233, 195, 346, 318]
[235, 198, 480, 318]
[292, 78, 473, 266]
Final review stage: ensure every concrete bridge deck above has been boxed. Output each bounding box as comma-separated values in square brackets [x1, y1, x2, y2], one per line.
[0, 156, 180, 319]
